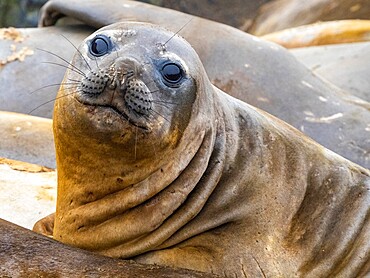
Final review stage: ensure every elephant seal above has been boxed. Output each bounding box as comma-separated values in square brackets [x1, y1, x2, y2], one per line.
[36, 0, 370, 170]
[35, 22, 370, 277]
[291, 41, 370, 102]
[136, 0, 273, 31]
[1, 1, 368, 168]
[262, 20, 370, 48]
[248, 0, 370, 35]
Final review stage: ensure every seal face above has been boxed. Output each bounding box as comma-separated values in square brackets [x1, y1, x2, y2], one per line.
[69, 27, 196, 133]
[46, 22, 370, 277]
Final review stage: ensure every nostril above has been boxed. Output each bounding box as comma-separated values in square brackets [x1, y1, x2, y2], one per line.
[114, 56, 142, 78]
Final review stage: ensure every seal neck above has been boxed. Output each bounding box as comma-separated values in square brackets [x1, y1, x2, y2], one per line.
[54, 120, 220, 254]
[53, 83, 223, 255]
[98, 122, 223, 257]
[103, 88, 229, 258]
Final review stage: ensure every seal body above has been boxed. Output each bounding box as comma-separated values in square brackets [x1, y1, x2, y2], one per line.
[262, 20, 370, 48]
[49, 22, 370, 277]
[248, 0, 370, 35]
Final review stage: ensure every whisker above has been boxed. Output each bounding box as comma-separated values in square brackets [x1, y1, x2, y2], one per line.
[67, 78, 82, 83]
[135, 125, 138, 160]
[93, 56, 100, 70]
[41, 61, 86, 77]
[28, 91, 76, 115]
[149, 110, 184, 136]
[29, 82, 79, 95]
[144, 78, 156, 85]
[151, 102, 173, 110]
[164, 17, 194, 46]
[152, 100, 179, 105]
[149, 109, 171, 124]
[115, 46, 119, 59]
[60, 34, 92, 71]
[37, 48, 86, 76]
[149, 88, 160, 94]
[138, 114, 160, 159]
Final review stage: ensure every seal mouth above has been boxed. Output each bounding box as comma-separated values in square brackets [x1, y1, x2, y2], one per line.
[74, 67, 154, 132]
[104, 105, 150, 131]
[76, 96, 150, 131]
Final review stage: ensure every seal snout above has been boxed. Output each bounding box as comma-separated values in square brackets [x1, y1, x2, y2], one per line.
[112, 57, 153, 117]
[76, 54, 154, 129]
[80, 69, 110, 95]
[124, 78, 152, 115]
[114, 57, 142, 83]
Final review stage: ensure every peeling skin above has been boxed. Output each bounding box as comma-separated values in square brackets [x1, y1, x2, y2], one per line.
[0, 27, 25, 42]
[0, 44, 34, 65]
[0, 28, 34, 65]
[305, 113, 344, 123]
[262, 20, 370, 48]
[0, 157, 53, 173]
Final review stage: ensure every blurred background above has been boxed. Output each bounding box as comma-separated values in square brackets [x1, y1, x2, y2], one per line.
[0, 0, 47, 27]
[0, 0, 270, 29]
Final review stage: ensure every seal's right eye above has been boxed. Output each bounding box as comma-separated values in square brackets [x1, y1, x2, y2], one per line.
[161, 63, 183, 85]
[89, 35, 111, 57]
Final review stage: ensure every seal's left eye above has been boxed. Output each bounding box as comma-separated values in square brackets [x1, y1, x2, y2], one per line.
[161, 63, 183, 85]
[89, 35, 111, 57]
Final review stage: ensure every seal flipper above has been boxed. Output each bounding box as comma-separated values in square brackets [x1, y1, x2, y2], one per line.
[33, 212, 55, 237]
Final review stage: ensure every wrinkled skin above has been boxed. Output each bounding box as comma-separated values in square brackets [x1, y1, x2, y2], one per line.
[35, 22, 370, 277]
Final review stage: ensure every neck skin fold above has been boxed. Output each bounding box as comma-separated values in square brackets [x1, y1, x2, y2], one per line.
[53, 83, 226, 257]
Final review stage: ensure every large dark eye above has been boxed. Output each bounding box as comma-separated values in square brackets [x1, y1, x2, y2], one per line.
[89, 35, 111, 57]
[161, 63, 183, 85]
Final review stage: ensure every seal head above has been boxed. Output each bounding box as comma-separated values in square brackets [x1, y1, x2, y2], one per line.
[64, 23, 205, 149]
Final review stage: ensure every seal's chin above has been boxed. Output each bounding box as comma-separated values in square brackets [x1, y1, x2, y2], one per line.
[74, 78, 153, 131]
[100, 105, 151, 131]
[76, 96, 151, 131]
[102, 105, 149, 131]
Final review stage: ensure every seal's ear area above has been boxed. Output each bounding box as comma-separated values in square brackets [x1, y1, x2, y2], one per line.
[88, 35, 114, 57]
